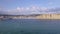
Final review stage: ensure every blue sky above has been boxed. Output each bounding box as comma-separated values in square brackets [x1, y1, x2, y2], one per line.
[0, 0, 60, 15]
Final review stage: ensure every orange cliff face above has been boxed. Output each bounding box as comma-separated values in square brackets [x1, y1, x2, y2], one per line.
[36, 14, 60, 19]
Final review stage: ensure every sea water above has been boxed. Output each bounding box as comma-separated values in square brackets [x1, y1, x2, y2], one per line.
[0, 19, 60, 34]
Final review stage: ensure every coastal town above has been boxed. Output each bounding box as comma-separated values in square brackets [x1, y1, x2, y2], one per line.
[0, 14, 60, 19]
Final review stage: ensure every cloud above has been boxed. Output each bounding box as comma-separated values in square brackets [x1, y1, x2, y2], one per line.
[0, 6, 60, 15]
[0, 8, 7, 14]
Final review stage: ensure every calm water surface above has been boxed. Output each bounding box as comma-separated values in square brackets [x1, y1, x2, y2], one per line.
[0, 19, 60, 34]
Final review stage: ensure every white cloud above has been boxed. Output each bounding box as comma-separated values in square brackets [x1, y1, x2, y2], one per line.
[0, 6, 60, 15]
[16, 7, 20, 11]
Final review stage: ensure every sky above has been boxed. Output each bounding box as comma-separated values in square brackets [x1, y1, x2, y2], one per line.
[0, 0, 60, 15]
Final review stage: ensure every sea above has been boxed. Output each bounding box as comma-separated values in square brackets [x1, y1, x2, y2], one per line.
[0, 19, 60, 34]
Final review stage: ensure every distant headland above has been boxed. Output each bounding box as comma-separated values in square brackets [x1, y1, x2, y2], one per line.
[0, 14, 60, 19]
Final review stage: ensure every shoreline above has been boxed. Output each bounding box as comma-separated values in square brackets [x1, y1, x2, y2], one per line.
[0, 14, 60, 19]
